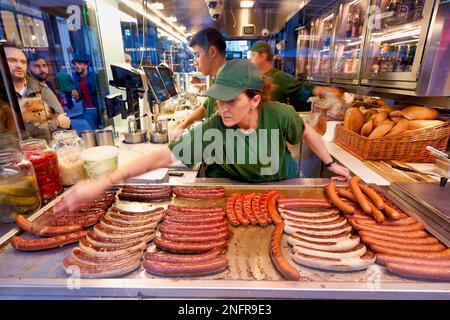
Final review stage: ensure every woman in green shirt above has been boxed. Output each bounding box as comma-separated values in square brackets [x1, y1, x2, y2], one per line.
[61, 60, 350, 207]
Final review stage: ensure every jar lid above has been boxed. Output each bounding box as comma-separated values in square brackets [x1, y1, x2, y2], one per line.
[0, 149, 21, 164]
[19, 138, 48, 151]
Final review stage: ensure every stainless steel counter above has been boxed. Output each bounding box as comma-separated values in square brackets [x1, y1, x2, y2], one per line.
[0, 179, 449, 300]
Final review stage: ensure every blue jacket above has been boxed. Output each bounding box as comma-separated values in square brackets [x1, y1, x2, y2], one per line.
[73, 70, 99, 109]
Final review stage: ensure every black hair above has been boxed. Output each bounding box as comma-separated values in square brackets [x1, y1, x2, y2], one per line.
[189, 28, 226, 56]
[28, 54, 46, 62]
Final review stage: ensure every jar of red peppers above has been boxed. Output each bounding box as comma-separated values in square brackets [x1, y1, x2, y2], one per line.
[20, 139, 63, 200]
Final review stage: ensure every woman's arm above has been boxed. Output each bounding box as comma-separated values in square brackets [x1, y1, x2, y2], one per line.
[303, 123, 351, 180]
[60, 146, 175, 209]
[170, 106, 206, 141]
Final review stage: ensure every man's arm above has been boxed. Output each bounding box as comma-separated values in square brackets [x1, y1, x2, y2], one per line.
[41, 86, 64, 114]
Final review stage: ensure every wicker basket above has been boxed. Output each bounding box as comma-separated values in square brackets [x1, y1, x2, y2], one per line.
[314, 115, 327, 135]
[333, 122, 450, 163]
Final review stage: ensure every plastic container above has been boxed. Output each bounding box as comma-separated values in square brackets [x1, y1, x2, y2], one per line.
[20, 138, 63, 200]
[81, 146, 119, 178]
[51, 130, 87, 186]
[0, 149, 41, 223]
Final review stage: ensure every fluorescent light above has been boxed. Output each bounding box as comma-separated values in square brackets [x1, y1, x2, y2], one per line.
[391, 39, 419, 46]
[168, 16, 177, 23]
[150, 2, 164, 10]
[323, 13, 334, 22]
[348, 0, 361, 6]
[370, 27, 421, 43]
[240, 1, 254, 8]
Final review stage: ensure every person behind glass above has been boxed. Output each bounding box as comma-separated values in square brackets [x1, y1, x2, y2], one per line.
[249, 41, 343, 111]
[3, 42, 71, 139]
[56, 65, 77, 110]
[124, 53, 132, 66]
[59, 60, 351, 210]
[28, 54, 57, 94]
[71, 53, 101, 127]
[170, 27, 227, 141]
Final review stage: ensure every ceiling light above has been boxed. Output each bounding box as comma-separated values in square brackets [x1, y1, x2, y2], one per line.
[168, 16, 177, 23]
[150, 2, 164, 10]
[240, 1, 254, 8]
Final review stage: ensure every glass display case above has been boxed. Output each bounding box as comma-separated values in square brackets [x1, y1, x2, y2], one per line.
[310, 6, 338, 82]
[295, 25, 313, 80]
[360, 0, 435, 90]
[331, 0, 370, 84]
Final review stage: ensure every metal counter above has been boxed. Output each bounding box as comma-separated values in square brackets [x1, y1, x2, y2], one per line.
[0, 179, 449, 300]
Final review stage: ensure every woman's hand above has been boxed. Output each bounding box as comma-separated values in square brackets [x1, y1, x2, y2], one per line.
[55, 176, 112, 212]
[169, 127, 186, 142]
[328, 163, 351, 181]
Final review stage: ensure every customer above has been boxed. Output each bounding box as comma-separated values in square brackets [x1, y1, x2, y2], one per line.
[170, 28, 227, 141]
[4, 42, 70, 139]
[28, 54, 57, 94]
[59, 60, 350, 210]
[56, 66, 77, 110]
[72, 53, 101, 127]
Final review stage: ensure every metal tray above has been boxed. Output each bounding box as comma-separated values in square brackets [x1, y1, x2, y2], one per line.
[0, 180, 449, 299]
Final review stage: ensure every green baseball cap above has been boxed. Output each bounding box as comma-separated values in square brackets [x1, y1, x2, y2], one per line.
[203, 60, 263, 101]
[250, 41, 273, 61]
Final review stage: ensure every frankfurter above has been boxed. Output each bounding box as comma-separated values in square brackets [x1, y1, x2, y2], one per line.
[359, 185, 384, 210]
[270, 223, 300, 281]
[71, 247, 143, 265]
[326, 183, 356, 215]
[242, 193, 258, 225]
[361, 236, 446, 252]
[370, 245, 450, 259]
[293, 251, 376, 271]
[160, 229, 229, 243]
[154, 237, 227, 253]
[79, 237, 147, 257]
[144, 248, 224, 263]
[63, 255, 141, 278]
[376, 254, 450, 267]
[226, 194, 240, 226]
[386, 262, 450, 281]
[252, 193, 268, 227]
[358, 230, 439, 245]
[16, 215, 83, 237]
[234, 194, 250, 226]
[349, 176, 372, 214]
[10, 230, 88, 251]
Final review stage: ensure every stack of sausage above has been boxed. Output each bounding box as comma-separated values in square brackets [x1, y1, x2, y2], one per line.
[118, 185, 172, 202]
[279, 195, 375, 271]
[10, 191, 116, 251]
[144, 205, 229, 277]
[225, 191, 276, 227]
[266, 191, 301, 281]
[172, 186, 225, 199]
[62, 206, 164, 278]
[326, 176, 450, 281]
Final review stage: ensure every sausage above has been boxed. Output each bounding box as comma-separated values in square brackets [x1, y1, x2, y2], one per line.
[358, 231, 439, 245]
[352, 221, 424, 232]
[349, 217, 378, 226]
[359, 185, 384, 210]
[277, 197, 331, 205]
[154, 237, 227, 253]
[16, 215, 84, 237]
[160, 220, 228, 231]
[376, 254, 450, 267]
[370, 245, 450, 259]
[325, 183, 356, 215]
[79, 237, 147, 257]
[94, 224, 154, 239]
[293, 243, 367, 259]
[281, 212, 340, 223]
[122, 186, 171, 193]
[277, 200, 333, 209]
[242, 193, 258, 225]
[365, 198, 385, 224]
[172, 187, 225, 194]
[351, 223, 428, 238]
[165, 210, 225, 218]
[270, 223, 300, 281]
[122, 184, 171, 190]
[144, 248, 223, 263]
[234, 194, 250, 226]
[159, 225, 230, 237]
[251, 193, 267, 227]
[71, 247, 143, 265]
[63, 255, 141, 278]
[167, 205, 224, 213]
[143, 255, 228, 277]
[260, 191, 277, 224]
[278, 208, 340, 218]
[110, 206, 165, 216]
[285, 216, 348, 229]
[284, 222, 352, 236]
[160, 229, 229, 243]
[49, 216, 100, 228]
[86, 231, 154, 248]
[361, 236, 446, 252]
[385, 262, 450, 281]
[293, 251, 376, 272]
[292, 230, 351, 243]
[289, 234, 361, 252]
[383, 204, 403, 220]
[226, 194, 240, 226]
[163, 215, 225, 224]
[106, 211, 163, 224]
[172, 187, 225, 199]
[349, 176, 372, 215]
[118, 192, 171, 202]
[380, 217, 417, 226]
[267, 193, 283, 225]
[10, 230, 88, 251]
[100, 215, 158, 231]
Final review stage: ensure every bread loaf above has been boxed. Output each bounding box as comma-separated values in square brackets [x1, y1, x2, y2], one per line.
[368, 119, 395, 139]
[372, 111, 389, 128]
[361, 120, 374, 137]
[407, 120, 445, 130]
[390, 117, 404, 123]
[400, 106, 438, 120]
[385, 119, 409, 137]
[344, 107, 365, 133]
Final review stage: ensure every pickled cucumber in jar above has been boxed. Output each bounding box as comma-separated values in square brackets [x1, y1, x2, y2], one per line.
[0, 150, 41, 223]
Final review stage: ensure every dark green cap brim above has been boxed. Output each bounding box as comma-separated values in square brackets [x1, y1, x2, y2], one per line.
[202, 83, 244, 101]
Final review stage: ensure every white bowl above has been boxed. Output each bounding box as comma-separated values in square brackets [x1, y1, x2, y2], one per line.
[81, 146, 119, 178]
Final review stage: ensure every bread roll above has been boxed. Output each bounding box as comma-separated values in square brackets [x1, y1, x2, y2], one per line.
[379, 104, 401, 113]
[372, 111, 389, 128]
[389, 110, 403, 118]
[407, 120, 445, 130]
[344, 107, 365, 133]
[400, 106, 438, 120]
[362, 108, 378, 121]
[368, 119, 395, 139]
[360, 120, 374, 137]
[385, 119, 409, 137]
[390, 117, 404, 123]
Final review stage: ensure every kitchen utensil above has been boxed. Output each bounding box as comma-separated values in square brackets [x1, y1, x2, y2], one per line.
[95, 130, 115, 146]
[80, 130, 97, 148]
[391, 163, 442, 177]
[426, 146, 450, 159]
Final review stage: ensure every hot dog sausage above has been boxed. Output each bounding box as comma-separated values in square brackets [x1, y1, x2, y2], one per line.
[358, 230, 439, 245]
[349, 176, 372, 215]
[154, 237, 227, 253]
[144, 248, 223, 263]
[385, 262, 450, 281]
[361, 235, 446, 252]
[16, 215, 83, 237]
[226, 194, 240, 226]
[359, 185, 384, 210]
[11, 230, 88, 251]
[234, 194, 250, 226]
[325, 182, 356, 215]
[270, 223, 300, 281]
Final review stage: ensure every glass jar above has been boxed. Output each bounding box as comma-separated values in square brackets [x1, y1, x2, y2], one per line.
[20, 139, 63, 200]
[51, 130, 87, 186]
[0, 149, 41, 223]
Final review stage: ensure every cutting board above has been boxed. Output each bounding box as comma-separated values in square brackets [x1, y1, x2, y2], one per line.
[125, 168, 169, 183]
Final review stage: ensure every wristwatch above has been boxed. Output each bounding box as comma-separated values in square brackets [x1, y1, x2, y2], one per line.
[324, 160, 336, 168]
